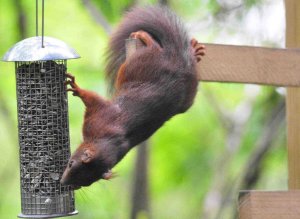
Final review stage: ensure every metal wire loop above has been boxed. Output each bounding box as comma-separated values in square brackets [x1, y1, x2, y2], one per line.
[36, 0, 45, 48]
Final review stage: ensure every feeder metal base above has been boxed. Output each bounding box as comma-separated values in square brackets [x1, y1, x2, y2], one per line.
[18, 210, 78, 219]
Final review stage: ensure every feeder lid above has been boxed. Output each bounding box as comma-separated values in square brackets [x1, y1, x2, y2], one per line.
[2, 36, 80, 62]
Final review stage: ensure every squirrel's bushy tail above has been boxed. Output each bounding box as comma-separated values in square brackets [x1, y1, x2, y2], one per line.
[105, 6, 191, 89]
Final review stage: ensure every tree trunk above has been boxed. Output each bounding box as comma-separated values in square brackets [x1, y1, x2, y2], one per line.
[131, 142, 150, 219]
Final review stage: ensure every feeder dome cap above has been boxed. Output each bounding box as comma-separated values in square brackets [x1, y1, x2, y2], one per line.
[2, 36, 80, 62]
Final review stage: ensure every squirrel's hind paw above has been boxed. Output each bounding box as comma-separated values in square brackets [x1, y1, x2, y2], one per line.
[191, 38, 206, 63]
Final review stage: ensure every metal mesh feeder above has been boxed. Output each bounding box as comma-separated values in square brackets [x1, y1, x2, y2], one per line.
[2, 36, 79, 218]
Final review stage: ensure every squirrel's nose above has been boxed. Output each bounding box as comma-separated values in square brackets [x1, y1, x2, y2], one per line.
[60, 167, 71, 185]
[60, 175, 70, 185]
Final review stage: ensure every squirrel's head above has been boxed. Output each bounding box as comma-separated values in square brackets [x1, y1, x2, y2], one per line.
[60, 142, 117, 189]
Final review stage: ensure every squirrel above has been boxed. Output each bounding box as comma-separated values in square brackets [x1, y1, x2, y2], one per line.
[60, 6, 205, 189]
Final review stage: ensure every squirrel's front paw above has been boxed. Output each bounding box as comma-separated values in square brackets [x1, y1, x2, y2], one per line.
[191, 38, 206, 63]
[65, 73, 81, 96]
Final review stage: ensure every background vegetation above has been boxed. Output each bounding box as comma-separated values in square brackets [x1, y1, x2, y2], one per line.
[0, 0, 287, 218]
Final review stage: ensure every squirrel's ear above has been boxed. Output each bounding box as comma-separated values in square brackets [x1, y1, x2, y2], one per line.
[81, 149, 94, 163]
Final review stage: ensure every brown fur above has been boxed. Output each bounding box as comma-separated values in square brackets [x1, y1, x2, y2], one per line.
[60, 6, 205, 188]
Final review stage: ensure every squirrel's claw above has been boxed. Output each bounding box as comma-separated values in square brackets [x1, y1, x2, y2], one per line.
[65, 73, 81, 96]
[66, 73, 75, 83]
[66, 88, 79, 96]
[191, 38, 206, 63]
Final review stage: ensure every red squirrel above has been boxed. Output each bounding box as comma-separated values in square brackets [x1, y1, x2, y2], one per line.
[60, 6, 205, 189]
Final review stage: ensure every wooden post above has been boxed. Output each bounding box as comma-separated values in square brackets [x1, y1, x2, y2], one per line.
[285, 0, 300, 189]
[238, 2, 300, 218]
[238, 191, 300, 219]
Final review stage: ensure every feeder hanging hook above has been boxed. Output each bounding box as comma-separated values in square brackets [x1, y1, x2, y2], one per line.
[36, 0, 45, 48]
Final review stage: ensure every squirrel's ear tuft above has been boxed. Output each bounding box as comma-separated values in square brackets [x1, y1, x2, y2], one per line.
[81, 149, 94, 163]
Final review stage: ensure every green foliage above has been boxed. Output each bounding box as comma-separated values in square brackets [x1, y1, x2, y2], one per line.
[245, 0, 263, 8]
[0, 0, 287, 218]
[91, 0, 132, 23]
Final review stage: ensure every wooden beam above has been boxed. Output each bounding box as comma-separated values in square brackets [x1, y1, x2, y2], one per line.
[238, 191, 300, 219]
[199, 43, 300, 87]
[286, 0, 300, 189]
[125, 38, 300, 87]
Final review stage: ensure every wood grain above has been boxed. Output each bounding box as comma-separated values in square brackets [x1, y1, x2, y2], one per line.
[239, 191, 300, 219]
[124, 39, 300, 87]
[286, 0, 300, 190]
[199, 43, 300, 87]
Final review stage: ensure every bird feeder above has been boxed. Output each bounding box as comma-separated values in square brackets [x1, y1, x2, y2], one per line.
[2, 1, 79, 218]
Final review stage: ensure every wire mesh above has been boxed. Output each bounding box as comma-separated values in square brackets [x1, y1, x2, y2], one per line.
[15, 60, 76, 218]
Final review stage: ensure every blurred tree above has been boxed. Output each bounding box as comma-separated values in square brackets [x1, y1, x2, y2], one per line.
[0, 0, 287, 219]
[131, 142, 150, 219]
[202, 88, 285, 219]
[82, 0, 112, 34]
[158, 0, 168, 6]
[13, 0, 27, 39]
